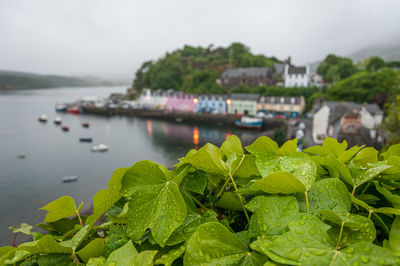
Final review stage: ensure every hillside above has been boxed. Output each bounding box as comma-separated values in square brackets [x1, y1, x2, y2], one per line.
[349, 43, 400, 63]
[133, 42, 281, 94]
[0, 70, 119, 90]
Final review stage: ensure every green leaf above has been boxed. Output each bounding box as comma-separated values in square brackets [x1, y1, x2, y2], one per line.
[18, 235, 72, 254]
[381, 143, 400, 160]
[131, 250, 158, 265]
[252, 215, 398, 265]
[4, 250, 31, 265]
[352, 147, 379, 166]
[250, 152, 316, 193]
[166, 210, 218, 246]
[221, 135, 244, 156]
[279, 138, 298, 156]
[246, 136, 279, 155]
[8, 223, 33, 235]
[322, 137, 348, 157]
[60, 224, 92, 252]
[86, 167, 128, 225]
[246, 196, 300, 236]
[216, 192, 245, 211]
[337, 145, 364, 163]
[180, 143, 228, 175]
[107, 240, 138, 266]
[389, 216, 400, 256]
[315, 154, 353, 185]
[40, 196, 80, 223]
[76, 238, 105, 263]
[154, 244, 185, 266]
[0, 247, 15, 266]
[87, 257, 106, 265]
[349, 161, 391, 188]
[184, 222, 250, 265]
[121, 161, 187, 247]
[234, 154, 261, 179]
[375, 182, 400, 208]
[300, 178, 352, 215]
[182, 170, 208, 195]
[36, 253, 71, 266]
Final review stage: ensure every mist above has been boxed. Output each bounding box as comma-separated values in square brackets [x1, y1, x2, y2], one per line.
[1, 0, 399, 79]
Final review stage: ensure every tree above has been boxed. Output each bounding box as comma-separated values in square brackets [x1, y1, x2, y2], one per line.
[317, 54, 357, 83]
[366, 56, 386, 72]
[382, 94, 400, 145]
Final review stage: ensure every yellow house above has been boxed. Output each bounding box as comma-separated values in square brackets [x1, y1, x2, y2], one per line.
[257, 96, 306, 118]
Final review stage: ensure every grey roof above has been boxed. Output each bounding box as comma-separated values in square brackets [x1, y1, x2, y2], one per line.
[230, 93, 260, 101]
[273, 63, 286, 74]
[197, 94, 228, 101]
[221, 67, 272, 78]
[259, 96, 303, 105]
[288, 66, 307, 75]
[321, 102, 383, 124]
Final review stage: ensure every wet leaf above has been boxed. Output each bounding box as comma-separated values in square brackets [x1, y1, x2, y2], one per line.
[184, 222, 250, 265]
[4, 250, 31, 264]
[107, 240, 137, 266]
[40, 196, 81, 223]
[86, 167, 129, 225]
[154, 244, 185, 266]
[182, 170, 208, 195]
[131, 250, 158, 265]
[389, 216, 400, 256]
[76, 238, 105, 263]
[8, 223, 32, 235]
[246, 136, 279, 156]
[349, 161, 391, 188]
[246, 196, 300, 236]
[216, 192, 245, 211]
[60, 224, 92, 252]
[17, 235, 72, 254]
[279, 138, 298, 156]
[352, 147, 379, 166]
[221, 135, 243, 156]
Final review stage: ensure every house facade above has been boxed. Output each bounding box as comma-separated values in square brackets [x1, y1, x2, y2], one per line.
[312, 102, 383, 144]
[152, 89, 168, 110]
[227, 94, 259, 116]
[257, 96, 306, 118]
[165, 91, 197, 112]
[196, 95, 228, 114]
[284, 65, 310, 87]
[138, 88, 153, 108]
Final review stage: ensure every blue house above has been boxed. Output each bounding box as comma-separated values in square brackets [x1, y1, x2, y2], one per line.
[196, 95, 228, 114]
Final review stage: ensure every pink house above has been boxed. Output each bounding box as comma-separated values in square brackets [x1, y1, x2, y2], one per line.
[165, 91, 197, 112]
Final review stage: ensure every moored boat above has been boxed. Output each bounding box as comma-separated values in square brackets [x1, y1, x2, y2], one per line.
[79, 138, 93, 142]
[81, 122, 90, 128]
[38, 114, 47, 122]
[67, 106, 80, 114]
[61, 126, 69, 132]
[62, 176, 78, 183]
[91, 144, 108, 152]
[55, 103, 67, 112]
[54, 117, 62, 125]
[235, 116, 263, 129]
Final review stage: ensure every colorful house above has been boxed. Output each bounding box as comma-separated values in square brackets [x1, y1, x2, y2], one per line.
[227, 94, 260, 116]
[152, 89, 168, 109]
[196, 94, 228, 114]
[138, 88, 152, 108]
[165, 91, 197, 112]
[257, 96, 306, 118]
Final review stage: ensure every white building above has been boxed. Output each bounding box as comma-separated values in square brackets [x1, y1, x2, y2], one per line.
[312, 102, 383, 144]
[139, 89, 153, 108]
[284, 65, 310, 87]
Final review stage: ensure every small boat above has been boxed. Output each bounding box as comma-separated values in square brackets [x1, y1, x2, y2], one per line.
[91, 144, 108, 152]
[54, 117, 62, 125]
[235, 116, 263, 129]
[61, 126, 69, 132]
[62, 176, 78, 183]
[79, 138, 93, 142]
[55, 103, 67, 112]
[17, 154, 26, 159]
[67, 106, 80, 114]
[38, 114, 47, 122]
[81, 122, 90, 128]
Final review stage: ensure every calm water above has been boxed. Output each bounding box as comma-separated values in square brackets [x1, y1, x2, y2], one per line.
[0, 86, 260, 245]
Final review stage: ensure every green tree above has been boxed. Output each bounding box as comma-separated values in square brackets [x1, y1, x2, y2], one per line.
[366, 56, 386, 72]
[382, 94, 400, 145]
[317, 54, 357, 83]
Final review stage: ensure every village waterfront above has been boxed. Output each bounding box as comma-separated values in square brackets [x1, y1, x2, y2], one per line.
[0, 85, 267, 245]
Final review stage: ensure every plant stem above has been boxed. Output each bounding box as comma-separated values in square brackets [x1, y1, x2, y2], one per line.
[373, 213, 390, 234]
[186, 190, 208, 210]
[232, 154, 245, 176]
[207, 177, 217, 187]
[228, 173, 250, 223]
[71, 254, 80, 264]
[360, 182, 370, 195]
[76, 210, 83, 227]
[351, 185, 356, 195]
[336, 222, 345, 249]
[304, 191, 309, 213]
[12, 233, 17, 247]
[368, 210, 373, 219]
[216, 178, 230, 198]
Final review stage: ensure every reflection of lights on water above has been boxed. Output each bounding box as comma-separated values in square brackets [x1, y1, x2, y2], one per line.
[105, 123, 111, 135]
[225, 132, 231, 140]
[147, 120, 152, 138]
[193, 127, 199, 146]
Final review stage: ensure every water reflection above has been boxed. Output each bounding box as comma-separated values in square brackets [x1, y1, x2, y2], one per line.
[146, 120, 152, 139]
[193, 127, 199, 148]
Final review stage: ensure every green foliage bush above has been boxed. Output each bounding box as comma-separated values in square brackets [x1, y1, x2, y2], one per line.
[3, 136, 400, 265]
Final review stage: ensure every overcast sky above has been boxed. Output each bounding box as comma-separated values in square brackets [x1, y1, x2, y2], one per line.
[1, 0, 399, 79]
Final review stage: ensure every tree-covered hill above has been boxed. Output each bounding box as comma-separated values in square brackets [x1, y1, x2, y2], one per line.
[0, 70, 118, 90]
[132, 42, 281, 94]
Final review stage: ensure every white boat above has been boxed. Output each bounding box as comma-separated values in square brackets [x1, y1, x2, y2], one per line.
[38, 114, 47, 122]
[235, 116, 263, 129]
[54, 117, 62, 125]
[91, 144, 108, 152]
[62, 176, 78, 183]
